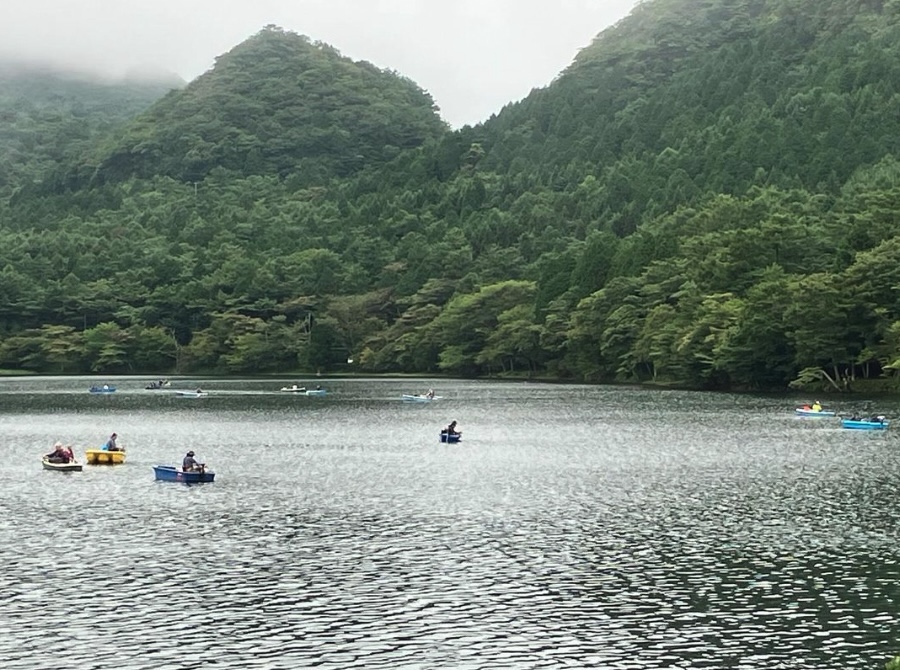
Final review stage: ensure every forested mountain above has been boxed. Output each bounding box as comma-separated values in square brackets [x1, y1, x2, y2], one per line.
[73, 26, 446, 190]
[1, 1, 899, 393]
[0, 62, 181, 198]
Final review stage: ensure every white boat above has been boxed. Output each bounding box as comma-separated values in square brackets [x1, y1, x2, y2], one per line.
[402, 394, 440, 403]
[281, 385, 307, 393]
[305, 389, 327, 396]
[176, 390, 208, 398]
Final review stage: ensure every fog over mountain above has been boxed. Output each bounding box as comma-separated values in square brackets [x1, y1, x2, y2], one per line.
[0, 0, 637, 127]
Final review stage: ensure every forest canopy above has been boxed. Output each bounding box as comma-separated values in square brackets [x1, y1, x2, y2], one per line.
[1, 4, 900, 393]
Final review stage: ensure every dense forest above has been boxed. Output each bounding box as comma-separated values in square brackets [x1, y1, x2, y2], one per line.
[1, 1, 900, 393]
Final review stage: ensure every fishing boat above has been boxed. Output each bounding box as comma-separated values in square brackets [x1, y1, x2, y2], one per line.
[440, 432, 462, 443]
[402, 394, 440, 403]
[145, 380, 170, 390]
[795, 408, 836, 417]
[153, 465, 215, 483]
[841, 418, 889, 430]
[305, 388, 327, 396]
[42, 458, 83, 472]
[85, 449, 126, 465]
[280, 385, 306, 393]
[175, 390, 208, 398]
[89, 385, 116, 394]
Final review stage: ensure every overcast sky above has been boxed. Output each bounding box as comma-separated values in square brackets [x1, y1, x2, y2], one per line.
[0, 0, 638, 128]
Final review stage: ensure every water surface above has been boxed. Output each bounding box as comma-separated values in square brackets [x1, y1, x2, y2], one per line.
[1, 376, 899, 669]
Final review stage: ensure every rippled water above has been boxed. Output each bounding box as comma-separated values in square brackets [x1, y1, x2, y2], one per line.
[2, 376, 900, 669]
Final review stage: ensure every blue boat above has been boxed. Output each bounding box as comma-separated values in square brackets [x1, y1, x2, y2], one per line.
[89, 385, 116, 394]
[153, 465, 215, 483]
[440, 432, 461, 443]
[795, 408, 835, 417]
[841, 418, 889, 430]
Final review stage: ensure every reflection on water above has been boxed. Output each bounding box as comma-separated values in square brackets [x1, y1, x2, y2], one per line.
[1, 376, 900, 669]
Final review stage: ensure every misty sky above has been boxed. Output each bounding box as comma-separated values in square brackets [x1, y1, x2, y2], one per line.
[0, 0, 638, 128]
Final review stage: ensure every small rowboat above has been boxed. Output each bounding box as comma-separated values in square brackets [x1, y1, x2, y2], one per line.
[153, 465, 215, 483]
[402, 394, 440, 403]
[89, 385, 116, 394]
[440, 432, 461, 443]
[841, 418, 889, 430]
[42, 458, 83, 472]
[175, 391, 208, 398]
[795, 408, 836, 417]
[305, 389, 327, 396]
[85, 449, 126, 465]
[281, 385, 306, 393]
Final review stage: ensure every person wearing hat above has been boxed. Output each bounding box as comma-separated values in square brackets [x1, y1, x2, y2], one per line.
[182, 450, 204, 472]
[45, 441, 70, 463]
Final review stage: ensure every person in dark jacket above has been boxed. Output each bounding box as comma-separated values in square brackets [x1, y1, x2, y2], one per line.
[182, 451, 204, 472]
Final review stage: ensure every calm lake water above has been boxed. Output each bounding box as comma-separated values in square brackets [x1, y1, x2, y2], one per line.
[2, 376, 900, 669]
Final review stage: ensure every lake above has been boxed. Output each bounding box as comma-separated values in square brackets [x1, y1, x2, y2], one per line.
[1, 376, 899, 669]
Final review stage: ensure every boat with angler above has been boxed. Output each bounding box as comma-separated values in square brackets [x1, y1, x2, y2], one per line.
[841, 417, 889, 430]
[145, 379, 170, 390]
[176, 389, 208, 398]
[280, 384, 306, 393]
[153, 465, 215, 483]
[42, 458, 83, 472]
[795, 408, 836, 417]
[402, 393, 440, 403]
[305, 387, 327, 396]
[89, 385, 116, 394]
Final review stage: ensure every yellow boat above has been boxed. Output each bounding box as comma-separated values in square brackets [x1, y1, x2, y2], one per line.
[85, 449, 126, 465]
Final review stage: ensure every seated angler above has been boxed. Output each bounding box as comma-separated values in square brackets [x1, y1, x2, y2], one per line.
[182, 450, 204, 472]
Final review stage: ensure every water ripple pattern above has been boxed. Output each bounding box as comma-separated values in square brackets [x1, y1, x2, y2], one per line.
[1, 377, 900, 668]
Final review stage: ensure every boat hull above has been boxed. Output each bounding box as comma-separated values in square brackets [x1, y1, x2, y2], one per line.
[841, 419, 889, 430]
[153, 465, 215, 483]
[440, 433, 461, 443]
[305, 389, 327, 396]
[795, 408, 835, 417]
[175, 391, 208, 398]
[281, 387, 306, 393]
[402, 394, 438, 403]
[86, 449, 126, 465]
[42, 458, 83, 472]
[89, 386, 116, 394]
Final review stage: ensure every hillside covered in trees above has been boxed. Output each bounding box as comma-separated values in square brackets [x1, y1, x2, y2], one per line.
[0, 61, 181, 199]
[1, 1, 899, 393]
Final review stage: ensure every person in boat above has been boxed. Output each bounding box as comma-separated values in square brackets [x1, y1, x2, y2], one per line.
[45, 442, 71, 463]
[443, 421, 460, 436]
[104, 433, 120, 451]
[425, 389, 435, 399]
[811, 400, 822, 412]
[195, 388, 203, 394]
[182, 450, 205, 472]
